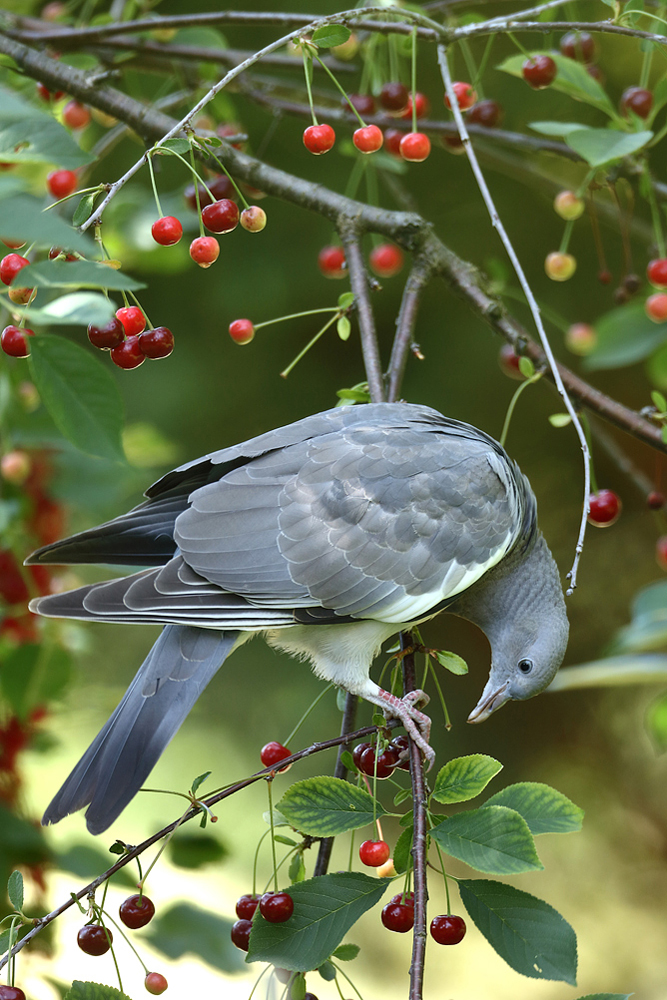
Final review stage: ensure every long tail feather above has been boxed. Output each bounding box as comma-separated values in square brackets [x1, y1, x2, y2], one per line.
[42, 625, 239, 834]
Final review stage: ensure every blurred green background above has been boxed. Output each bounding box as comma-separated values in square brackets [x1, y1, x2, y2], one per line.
[5, 0, 667, 997]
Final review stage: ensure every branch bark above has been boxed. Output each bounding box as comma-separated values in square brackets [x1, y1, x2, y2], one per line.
[387, 261, 433, 403]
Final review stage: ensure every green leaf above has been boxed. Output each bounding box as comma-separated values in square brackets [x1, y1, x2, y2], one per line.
[434, 650, 468, 675]
[432, 754, 503, 804]
[0, 644, 72, 719]
[72, 191, 98, 227]
[337, 292, 354, 309]
[289, 851, 306, 883]
[518, 356, 535, 378]
[312, 24, 352, 48]
[0, 86, 93, 169]
[247, 872, 389, 971]
[28, 335, 125, 461]
[317, 960, 336, 980]
[167, 833, 227, 869]
[24, 292, 115, 329]
[145, 902, 244, 972]
[275, 835, 298, 847]
[497, 52, 616, 116]
[459, 879, 577, 984]
[549, 413, 572, 427]
[7, 870, 23, 911]
[278, 777, 386, 836]
[572, 994, 632, 999]
[0, 194, 95, 253]
[646, 690, 667, 750]
[583, 300, 667, 370]
[483, 782, 584, 835]
[529, 121, 587, 137]
[190, 771, 211, 795]
[332, 943, 360, 961]
[565, 128, 653, 166]
[393, 826, 413, 874]
[652, 389, 667, 411]
[63, 983, 133, 1000]
[337, 316, 351, 341]
[430, 805, 543, 874]
[160, 137, 192, 155]
[17, 260, 145, 291]
[648, 341, 667, 393]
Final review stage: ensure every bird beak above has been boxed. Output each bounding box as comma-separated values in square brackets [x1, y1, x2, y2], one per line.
[467, 677, 511, 724]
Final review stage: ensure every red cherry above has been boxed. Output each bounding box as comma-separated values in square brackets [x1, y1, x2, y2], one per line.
[144, 973, 168, 995]
[389, 734, 411, 769]
[189, 237, 220, 267]
[353, 125, 383, 154]
[230, 918, 252, 951]
[62, 100, 91, 129]
[0, 550, 30, 605]
[647, 259, 667, 289]
[235, 894, 260, 919]
[359, 746, 398, 778]
[1, 253, 29, 286]
[648, 491, 665, 510]
[381, 902, 414, 933]
[1, 325, 34, 358]
[110, 335, 145, 370]
[260, 741, 292, 768]
[656, 536, 667, 570]
[318, 246, 346, 278]
[468, 99, 504, 128]
[88, 318, 125, 350]
[443, 135, 466, 155]
[140, 327, 174, 359]
[621, 86, 653, 118]
[1, 237, 26, 250]
[151, 216, 183, 246]
[77, 924, 113, 955]
[345, 94, 376, 116]
[380, 82, 409, 113]
[498, 343, 524, 380]
[359, 840, 390, 867]
[384, 128, 406, 158]
[229, 319, 255, 345]
[588, 489, 621, 527]
[445, 82, 477, 111]
[646, 293, 667, 323]
[559, 31, 596, 61]
[202, 199, 239, 234]
[430, 914, 466, 945]
[259, 891, 294, 923]
[352, 742, 372, 769]
[119, 894, 155, 929]
[369, 244, 404, 278]
[399, 132, 431, 161]
[303, 124, 336, 155]
[390, 891, 414, 907]
[46, 169, 77, 199]
[240, 207, 266, 233]
[116, 306, 146, 336]
[210, 174, 236, 201]
[48, 247, 77, 261]
[0, 987, 27, 1000]
[36, 82, 64, 102]
[184, 183, 213, 211]
[216, 122, 245, 149]
[522, 55, 557, 89]
[401, 93, 430, 119]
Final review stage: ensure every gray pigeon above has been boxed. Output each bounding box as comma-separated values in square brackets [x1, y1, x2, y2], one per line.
[27, 402, 569, 834]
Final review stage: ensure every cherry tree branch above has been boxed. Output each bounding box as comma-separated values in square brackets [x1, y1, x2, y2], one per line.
[438, 44, 591, 594]
[339, 225, 386, 403]
[313, 693, 359, 877]
[0, 719, 395, 971]
[387, 260, 433, 403]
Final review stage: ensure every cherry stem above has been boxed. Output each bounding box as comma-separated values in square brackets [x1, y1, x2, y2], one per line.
[314, 53, 366, 127]
[476, 35, 495, 95]
[186, 143, 205, 237]
[146, 152, 164, 219]
[301, 49, 318, 127]
[432, 840, 452, 913]
[506, 31, 532, 57]
[43, 184, 103, 211]
[266, 778, 279, 892]
[203, 147, 250, 209]
[343, 155, 365, 201]
[101, 909, 150, 974]
[252, 828, 272, 897]
[410, 28, 418, 133]
[499, 372, 542, 448]
[558, 219, 574, 254]
[127, 289, 154, 330]
[331, 961, 366, 1000]
[645, 160, 666, 258]
[247, 964, 272, 1000]
[279, 312, 339, 378]
[254, 306, 338, 331]
[164, 145, 215, 206]
[282, 682, 333, 747]
[426, 658, 452, 731]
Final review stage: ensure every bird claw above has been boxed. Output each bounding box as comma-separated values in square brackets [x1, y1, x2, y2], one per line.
[375, 687, 435, 770]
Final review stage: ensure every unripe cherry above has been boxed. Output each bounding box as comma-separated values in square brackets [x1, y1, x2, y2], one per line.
[240, 206, 266, 232]
[545, 252, 576, 281]
[1, 237, 26, 250]
[565, 322, 597, 355]
[554, 190, 584, 221]
[8, 287, 34, 305]
[1, 450, 30, 484]
[229, 319, 255, 345]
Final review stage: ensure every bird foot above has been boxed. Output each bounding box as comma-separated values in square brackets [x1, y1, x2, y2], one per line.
[374, 688, 434, 769]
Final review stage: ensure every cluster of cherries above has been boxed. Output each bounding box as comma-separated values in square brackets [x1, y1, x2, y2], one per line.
[76, 894, 168, 994]
[87, 306, 174, 369]
[645, 259, 667, 323]
[231, 890, 295, 952]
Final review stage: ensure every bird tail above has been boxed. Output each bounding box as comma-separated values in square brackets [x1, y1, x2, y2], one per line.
[42, 625, 239, 834]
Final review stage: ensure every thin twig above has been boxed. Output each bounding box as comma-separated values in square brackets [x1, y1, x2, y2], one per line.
[387, 260, 433, 403]
[438, 44, 590, 594]
[339, 224, 386, 404]
[313, 693, 359, 877]
[452, 17, 667, 43]
[400, 633, 428, 1000]
[0, 719, 393, 970]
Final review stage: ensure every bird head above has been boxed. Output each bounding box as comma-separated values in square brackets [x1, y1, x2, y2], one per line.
[449, 532, 569, 724]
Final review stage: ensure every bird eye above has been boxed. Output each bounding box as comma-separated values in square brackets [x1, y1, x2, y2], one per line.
[518, 658, 534, 674]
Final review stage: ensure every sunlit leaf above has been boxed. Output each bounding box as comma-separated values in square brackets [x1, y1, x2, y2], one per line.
[432, 754, 503, 804]
[278, 777, 385, 836]
[0, 194, 95, 253]
[312, 24, 352, 48]
[64, 983, 133, 1000]
[434, 650, 468, 674]
[24, 292, 115, 328]
[17, 259, 145, 291]
[483, 782, 584, 835]
[565, 128, 653, 166]
[7, 870, 23, 911]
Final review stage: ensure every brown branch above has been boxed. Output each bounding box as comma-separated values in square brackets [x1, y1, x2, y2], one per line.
[453, 17, 667, 43]
[339, 225, 387, 403]
[313, 693, 359, 877]
[400, 633, 428, 1000]
[387, 260, 433, 403]
[0, 30, 663, 456]
[0, 719, 393, 970]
